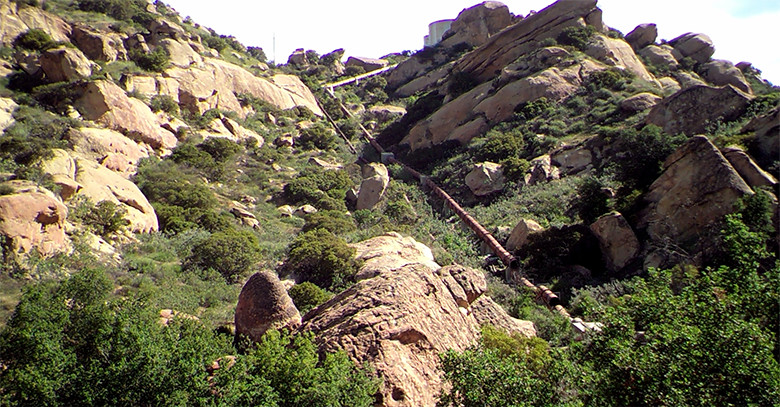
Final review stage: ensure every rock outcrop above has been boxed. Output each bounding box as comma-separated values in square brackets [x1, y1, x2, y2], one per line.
[506, 218, 544, 251]
[590, 212, 640, 272]
[299, 233, 534, 407]
[39, 46, 94, 82]
[619, 92, 662, 112]
[699, 59, 752, 94]
[0, 180, 69, 256]
[742, 106, 779, 162]
[523, 154, 560, 186]
[465, 162, 505, 196]
[585, 34, 656, 83]
[639, 136, 753, 248]
[439, 1, 513, 49]
[625, 23, 657, 50]
[70, 24, 127, 62]
[356, 163, 390, 210]
[68, 127, 150, 177]
[646, 84, 753, 136]
[345, 56, 388, 72]
[0, 0, 71, 45]
[638, 45, 680, 70]
[235, 271, 301, 342]
[669, 32, 715, 64]
[74, 80, 178, 150]
[721, 146, 778, 189]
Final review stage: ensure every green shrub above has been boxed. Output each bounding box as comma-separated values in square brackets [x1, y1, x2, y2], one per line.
[302, 210, 356, 234]
[72, 198, 129, 239]
[184, 230, 261, 282]
[129, 47, 169, 73]
[608, 124, 686, 190]
[283, 229, 360, 291]
[297, 123, 337, 150]
[246, 46, 267, 62]
[0, 105, 76, 166]
[574, 176, 613, 224]
[288, 281, 333, 314]
[474, 129, 525, 163]
[13, 29, 57, 51]
[447, 71, 480, 97]
[136, 160, 217, 210]
[149, 94, 178, 114]
[76, 0, 155, 25]
[284, 168, 352, 209]
[556, 25, 595, 51]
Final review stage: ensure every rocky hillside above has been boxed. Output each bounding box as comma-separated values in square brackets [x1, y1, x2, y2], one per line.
[0, 0, 777, 406]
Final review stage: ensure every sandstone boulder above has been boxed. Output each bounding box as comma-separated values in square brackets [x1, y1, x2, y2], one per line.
[699, 59, 752, 94]
[658, 76, 681, 93]
[0, 180, 69, 256]
[300, 233, 533, 407]
[585, 34, 656, 83]
[551, 143, 593, 174]
[619, 92, 662, 112]
[639, 136, 753, 247]
[0, 1, 71, 45]
[221, 117, 264, 147]
[721, 146, 777, 189]
[506, 218, 544, 251]
[590, 212, 640, 271]
[669, 32, 715, 63]
[523, 154, 560, 186]
[164, 59, 322, 118]
[638, 45, 679, 70]
[68, 127, 149, 176]
[158, 38, 203, 68]
[646, 84, 753, 136]
[465, 162, 505, 196]
[356, 163, 390, 210]
[42, 149, 158, 233]
[440, 1, 513, 49]
[39, 46, 94, 82]
[742, 106, 779, 163]
[345, 56, 388, 72]
[235, 271, 301, 342]
[293, 204, 317, 217]
[0, 97, 17, 133]
[625, 23, 657, 50]
[70, 25, 126, 62]
[367, 105, 407, 122]
[74, 80, 177, 150]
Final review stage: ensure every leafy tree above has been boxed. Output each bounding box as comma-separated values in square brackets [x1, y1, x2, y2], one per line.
[283, 229, 360, 291]
[247, 46, 267, 62]
[72, 199, 130, 239]
[184, 230, 261, 282]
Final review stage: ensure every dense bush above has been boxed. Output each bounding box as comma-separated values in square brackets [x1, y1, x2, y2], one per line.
[72, 198, 129, 239]
[573, 176, 613, 224]
[608, 124, 686, 190]
[149, 94, 179, 114]
[246, 46, 267, 62]
[282, 229, 360, 291]
[76, 0, 155, 26]
[283, 168, 352, 210]
[130, 47, 170, 72]
[288, 281, 333, 314]
[473, 129, 525, 163]
[170, 137, 242, 181]
[302, 210, 356, 234]
[184, 230, 261, 282]
[13, 29, 57, 51]
[556, 25, 595, 51]
[297, 123, 337, 150]
[0, 105, 76, 168]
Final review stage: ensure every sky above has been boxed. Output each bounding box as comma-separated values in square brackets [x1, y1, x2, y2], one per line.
[161, 0, 780, 85]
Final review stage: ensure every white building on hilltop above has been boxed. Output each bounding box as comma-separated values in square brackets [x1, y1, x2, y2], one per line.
[424, 19, 454, 48]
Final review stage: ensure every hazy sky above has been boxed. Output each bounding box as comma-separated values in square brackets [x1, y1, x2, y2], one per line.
[162, 0, 780, 84]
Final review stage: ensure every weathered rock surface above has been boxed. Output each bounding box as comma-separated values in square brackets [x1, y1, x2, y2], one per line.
[669, 32, 715, 63]
[590, 212, 640, 272]
[367, 105, 407, 122]
[585, 34, 656, 83]
[721, 146, 777, 188]
[158, 38, 203, 68]
[300, 233, 534, 407]
[639, 136, 753, 246]
[619, 92, 662, 112]
[0, 180, 69, 256]
[465, 162, 505, 196]
[699, 59, 752, 94]
[551, 143, 593, 174]
[625, 23, 657, 50]
[345, 56, 388, 72]
[39, 46, 94, 82]
[42, 149, 158, 233]
[742, 106, 779, 162]
[70, 24, 126, 62]
[523, 154, 560, 186]
[164, 59, 322, 118]
[439, 1, 513, 49]
[74, 80, 177, 150]
[658, 76, 681, 93]
[68, 127, 150, 176]
[0, 0, 71, 45]
[646, 84, 753, 136]
[235, 271, 301, 342]
[506, 218, 544, 251]
[638, 45, 680, 70]
[356, 163, 390, 210]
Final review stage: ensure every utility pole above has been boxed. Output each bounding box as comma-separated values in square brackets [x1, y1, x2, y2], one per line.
[273, 33, 276, 64]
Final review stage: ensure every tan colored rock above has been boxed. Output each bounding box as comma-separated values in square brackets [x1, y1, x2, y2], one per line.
[68, 127, 149, 175]
[235, 271, 302, 342]
[646, 84, 753, 136]
[43, 149, 158, 233]
[585, 34, 656, 83]
[148, 18, 187, 44]
[590, 212, 640, 272]
[357, 163, 390, 210]
[638, 45, 679, 70]
[439, 1, 513, 49]
[673, 71, 707, 90]
[74, 80, 177, 150]
[274, 134, 294, 148]
[0, 1, 71, 45]
[221, 117, 264, 146]
[506, 218, 544, 251]
[345, 56, 388, 72]
[386, 55, 439, 91]
[620, 92, 662, 112]
[0, 97, 17, 132]
[0, 180, 69, 256]
[39, 46, 94, 82]
[300, 233, 534, 407]
[669, 32, 715, 63]
[625, 23, 657, 50]
[367, 105, 407, 121]
[230, 206, 260, 229]
[551, 144, 592, 174]
[293, 204, 317, 218]
[523, 154, 560, 186]
[158, 38, 202, 68]
[70, 25, 126, 62]
[277, 205, 295, 217]
[658, 76, 681, 93]
[465, 162, 505, 196]
[700, 59, 752, 94]
[165, 58, 322, 118]
[308, 157, 342, 170]
[639, 136, 753, 246]
[722, 146, 777, 188]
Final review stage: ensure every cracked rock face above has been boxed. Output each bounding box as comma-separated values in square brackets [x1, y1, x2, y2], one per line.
[299, 233, 534, 407]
